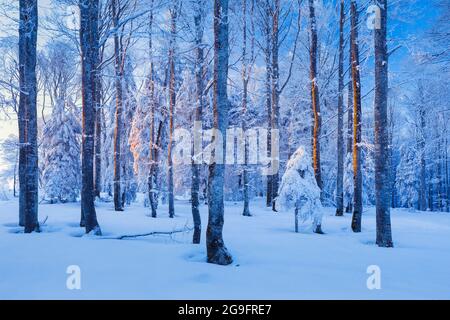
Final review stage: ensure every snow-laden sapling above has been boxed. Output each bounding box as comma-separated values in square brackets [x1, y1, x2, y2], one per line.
[277, 146, 324, 234]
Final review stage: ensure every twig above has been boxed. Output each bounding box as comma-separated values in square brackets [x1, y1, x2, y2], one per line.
[98, 226, 194, 240]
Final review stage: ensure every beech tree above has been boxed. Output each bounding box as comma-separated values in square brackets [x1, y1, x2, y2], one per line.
[335, 0, 345, 216]
[207, 0, 233, 265]
[350, 0, 362, 233]
[374, 0, 393, 247]
[18, 0, 39, 233]
[191, 0, 206, 242]
[167, 0, 180, 219]
[79, 0, 102, 235]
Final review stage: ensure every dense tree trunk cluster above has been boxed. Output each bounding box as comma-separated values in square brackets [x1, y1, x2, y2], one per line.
[11, 0, 450, 260]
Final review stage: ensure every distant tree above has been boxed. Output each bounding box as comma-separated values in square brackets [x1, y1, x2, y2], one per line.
[0, 135, 19, 197]
[395, 146, 419, 209]
[41, 99, 81, 203]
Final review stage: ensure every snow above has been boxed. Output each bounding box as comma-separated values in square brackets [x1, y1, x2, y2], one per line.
[277, 146, 322, 230]
[0, 198, 449, 299]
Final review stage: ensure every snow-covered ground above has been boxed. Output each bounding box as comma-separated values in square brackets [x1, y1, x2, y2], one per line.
[0, 197, 449, 299]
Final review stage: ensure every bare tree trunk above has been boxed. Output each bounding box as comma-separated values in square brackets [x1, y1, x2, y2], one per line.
[112, 0, 124, 212]
[207, 0, 233, 265]
[446, 135, 449, 212]
[18, 0, 39, 233]
[13, 147, 18, 198]
[309, 0, 323, 198]
[167, 0, 179, 219]
[345, 17, 354, 214]
[418, 83, 427, 211]
[263, 0, 273, 208]
[94, 71, 103, 198]
[79, 0, 101, 235]
[191, 0, 205, 243]
[241, 0, 252, 217]
[374, 0, 393, 247]
[270, 0, 280, 211]
[350, 0, 363, 233]
[336, 0, 345, 217]
[146, 1, 158, 218]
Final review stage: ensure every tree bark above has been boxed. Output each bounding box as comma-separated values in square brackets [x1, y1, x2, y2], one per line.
[374, 0, 393, 247]
[191, 0, 205, 243]
[112, 0, 124, 212]
[309, 0, 323, 199]
[242, 0, 251, 217]
[345, 9, 353, 214]
[263, 0, 273, 208]
[18, 0, 39, 233]
[336, 0, 345, 217]
[79, 0, 101, 235]
[167, 0, 179, 219]
[270, 0, 281, 211]
[146, 0, 159, 218]
[207, 0, 233, 265]
[350, 0, 363, 233]
[418, 82, 427, 211]
[94, 69, 103, 198]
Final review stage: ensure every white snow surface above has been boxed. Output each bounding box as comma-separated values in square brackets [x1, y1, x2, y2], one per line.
[0, 198, 449, 299]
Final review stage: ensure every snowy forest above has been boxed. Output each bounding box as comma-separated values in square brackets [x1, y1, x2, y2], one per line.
[0, 0, 449, 299]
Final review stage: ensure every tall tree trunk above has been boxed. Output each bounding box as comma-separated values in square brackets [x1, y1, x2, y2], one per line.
[264, 0, 273, 208]
[191, 0, 205, 243]
[167, 1, 179, 219]
[374, 0, 393, 247]
[445, 135, 449, 212]
[18, 0, 39, 233]
[418, 84, 427, 211]
[242, 0, 251, 217]
[350, 0, 363, 233]
[270, 0, 280, 211]
[94, 70, 103, 198]
[345, 12, 354, 214]
[79, 0, 101, 235]
[336, 0, 345, 217]
[309, 0, 323, 197]
[146, 0, 158, 218]
[207, 0, 233, 265]
[13, 148, 17, 198]
[112, 0, 124, 212]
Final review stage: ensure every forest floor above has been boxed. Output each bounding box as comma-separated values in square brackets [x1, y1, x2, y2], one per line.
[0, 197, 449, 299]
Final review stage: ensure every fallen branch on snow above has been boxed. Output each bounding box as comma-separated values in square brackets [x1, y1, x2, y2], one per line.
[97, 225, 194, 240]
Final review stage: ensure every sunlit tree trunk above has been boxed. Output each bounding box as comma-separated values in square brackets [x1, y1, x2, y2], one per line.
[309, 0, 323, 198]
[350, 0, 363, 233]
